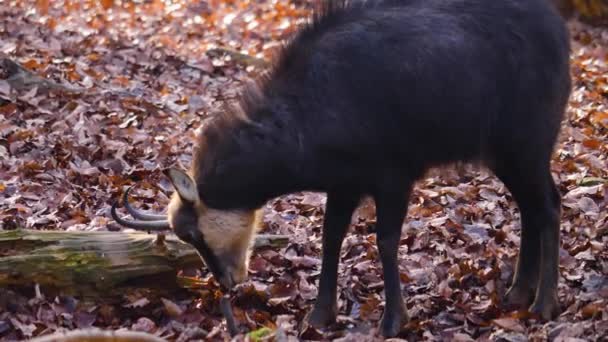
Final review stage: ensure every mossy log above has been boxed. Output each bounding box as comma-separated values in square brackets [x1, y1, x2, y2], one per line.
[0, 229, 288, 296]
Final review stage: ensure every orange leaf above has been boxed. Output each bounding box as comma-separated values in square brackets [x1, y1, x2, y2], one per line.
[0, 103, 17, 116]
[67, 70, 81, 82]
[100, 0, 113, 10]
[86, 53, 101, 62]
[22, 59, 41, 71]
[590, 111, 608, 128]
[583, 139, 601, 149]
[46, 17, 57, 29]
[581, 301, 603, 319]
[65, 0, 80, 12]
[113, 76, 130, 87]
[36, 0, 49, 15]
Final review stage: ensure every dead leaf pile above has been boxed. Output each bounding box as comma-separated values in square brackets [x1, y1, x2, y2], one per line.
[0, 1, 607, 340]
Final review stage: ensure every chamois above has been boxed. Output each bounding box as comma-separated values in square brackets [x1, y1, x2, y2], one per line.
[112, 0, 571, 336]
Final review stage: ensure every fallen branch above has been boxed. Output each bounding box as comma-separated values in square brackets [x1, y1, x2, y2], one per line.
[0, 57, 82, 94]
[206, 47, 270, 68]
[0, 229, 289, 296]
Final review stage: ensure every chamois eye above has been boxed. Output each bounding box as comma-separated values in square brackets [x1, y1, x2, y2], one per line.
[183, 232, 201, 247]
[174, 228, 193, 243]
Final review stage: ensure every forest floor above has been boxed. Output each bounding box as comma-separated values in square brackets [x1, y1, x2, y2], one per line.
[0, 1, 606, 341]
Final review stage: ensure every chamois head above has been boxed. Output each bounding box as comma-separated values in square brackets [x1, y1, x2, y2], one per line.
[111, 168, 261, 289]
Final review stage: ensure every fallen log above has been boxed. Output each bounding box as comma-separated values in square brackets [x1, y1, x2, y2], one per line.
[0, 229, 289, 296]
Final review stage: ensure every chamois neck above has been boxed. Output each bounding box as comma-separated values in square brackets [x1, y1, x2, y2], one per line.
[194, 99, 313, 210]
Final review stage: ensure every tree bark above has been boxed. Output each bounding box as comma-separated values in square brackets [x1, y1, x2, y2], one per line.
[0, 229, 288, 296]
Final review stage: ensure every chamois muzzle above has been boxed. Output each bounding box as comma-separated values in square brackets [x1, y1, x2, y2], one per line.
[110, 186, 170, 231]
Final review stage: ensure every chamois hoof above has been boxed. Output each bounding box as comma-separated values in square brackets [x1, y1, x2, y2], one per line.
[529, 293, 560, 320]
[379, 302, 409, 338]
[307, 304, 337, 329]
[504, 283, 535, 309]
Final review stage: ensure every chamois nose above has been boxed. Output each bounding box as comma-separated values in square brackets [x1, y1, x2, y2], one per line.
[217, 273, 235, 290]
[217, 266, 248, 289]
[217, 266, 247, 289]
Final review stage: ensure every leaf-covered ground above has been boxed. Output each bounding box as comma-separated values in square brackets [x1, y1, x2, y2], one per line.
[0, 1, 607, 341]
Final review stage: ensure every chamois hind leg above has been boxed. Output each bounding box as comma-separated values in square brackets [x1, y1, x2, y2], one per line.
[529, 172, 561, 319]
[493, 158, 561, 319]
[374, 183, 412, 337]
[308, 191, 361, 328]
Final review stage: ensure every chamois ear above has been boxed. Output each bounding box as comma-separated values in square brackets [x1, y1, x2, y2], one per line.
[165, 168, 199, 203]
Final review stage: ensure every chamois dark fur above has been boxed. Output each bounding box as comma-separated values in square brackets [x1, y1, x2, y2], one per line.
[197, 0, 569, 206]
[178, 0, 570, 337]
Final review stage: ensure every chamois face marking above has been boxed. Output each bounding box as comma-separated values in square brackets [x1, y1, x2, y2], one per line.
[166, 168, 260, 288]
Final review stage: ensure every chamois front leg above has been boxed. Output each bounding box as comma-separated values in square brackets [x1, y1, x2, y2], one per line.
[494, 161, 561, 318]
[308, 191, 361, 328]
[374, 185, 411, 338]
